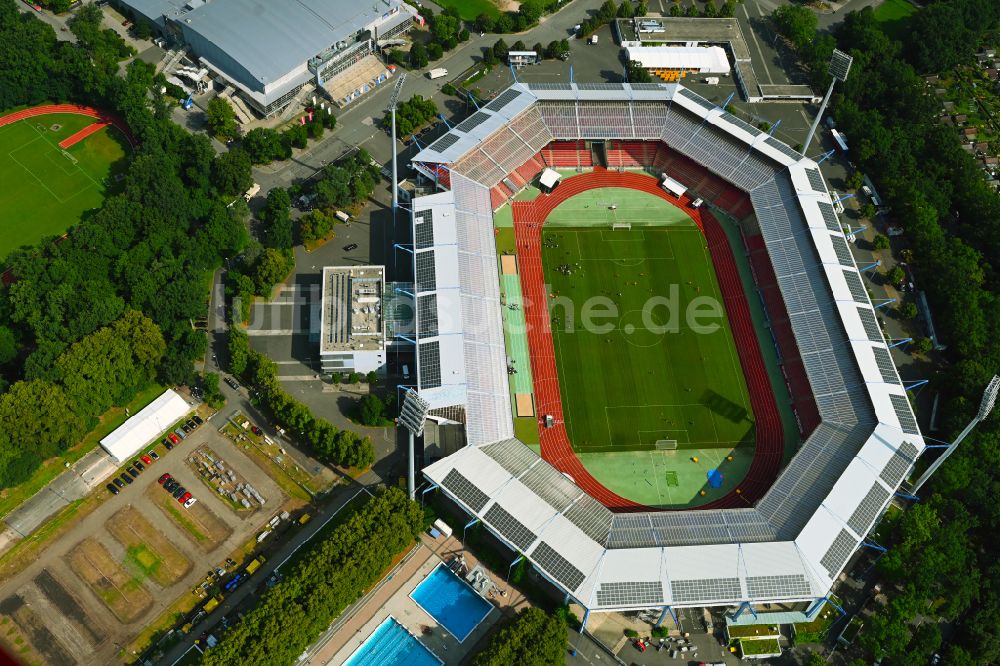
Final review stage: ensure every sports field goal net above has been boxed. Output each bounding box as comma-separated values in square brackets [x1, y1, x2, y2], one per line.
[654, 439, 678, 450]
[611, 222, 631, 230]
[62, 151, 78, 165]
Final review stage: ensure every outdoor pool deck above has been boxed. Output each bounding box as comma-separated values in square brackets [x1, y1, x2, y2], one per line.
[317, 532, 531, 665]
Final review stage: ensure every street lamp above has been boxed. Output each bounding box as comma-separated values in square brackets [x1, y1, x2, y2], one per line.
[803, 49, 853, 152]
[910, 374, 999, 493]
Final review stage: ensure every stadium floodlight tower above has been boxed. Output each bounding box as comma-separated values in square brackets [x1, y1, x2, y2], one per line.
[398, 388, 430, 499]
[910, 374, 1000, 494]
[804, 49, 853, 152]
[387, 72, 407, 215]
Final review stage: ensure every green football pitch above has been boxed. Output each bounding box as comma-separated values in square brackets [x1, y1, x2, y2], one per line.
[541, 188, 755, 457]
[0, 112, 129, 260]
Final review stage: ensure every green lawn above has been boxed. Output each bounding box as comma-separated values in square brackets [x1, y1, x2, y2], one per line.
[538, 188, 755, 505]
[0, 112, 129, 261]
[431, 0, 499, 21]
[873, 0, 917, 39]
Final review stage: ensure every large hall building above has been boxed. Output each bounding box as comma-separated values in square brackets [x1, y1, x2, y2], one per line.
[118, 0, 416, 115]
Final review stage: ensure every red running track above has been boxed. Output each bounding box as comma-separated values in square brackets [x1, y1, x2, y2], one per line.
[513, 169, 784, 512]
[58, 122, 109, 149]
[0, 103, 136, 147]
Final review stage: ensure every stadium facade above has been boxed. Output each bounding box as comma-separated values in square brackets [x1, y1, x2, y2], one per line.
[407, 82, 926, 622]
[118, 0, 416, 115]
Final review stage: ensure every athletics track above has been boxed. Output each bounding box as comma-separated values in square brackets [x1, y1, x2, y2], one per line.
[512, 169, 784, 512]
[0, 104, 136, 147]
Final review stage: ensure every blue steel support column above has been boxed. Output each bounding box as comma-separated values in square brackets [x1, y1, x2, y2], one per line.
[655, 606, 678, 628]
[462, 517, 479, 547]
[506, 555, 524, 582]
[805, 598, 825, 618]
[579, 608, 590, 634]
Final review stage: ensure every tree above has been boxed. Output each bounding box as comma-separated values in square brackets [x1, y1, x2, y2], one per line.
[475, 13, 495, 33]
[252, 249, 294, 295]
[471, 608, 567, 666]
[261, 188, 293, 250]
[897, 301, 918, 320]
[685, 2, 699, 17]
[206, 97, 238, 140]
[772, 4, 817, 50]
[202, 372, 226, 409]
[598, 0, 618, 21]
[493, 39, 509, 59]
[511, 40, 527, 53]
[860, 202, 878, 219]
[427, 42, 443, 60]
[618, 0, 634, 18]
[911, 336, 933, 355]
[872, 233, 891, 250]
[483, 48, 497, 66]
[627, 61, 652, 83]
[357, 393, 386, 426]
[241, 127, 289, 165]
[0, 326, 17, 365]
[408, 42, 429, 68]
[886, 264, 906, 287]
[704, 0, 718, 18]
[533, 42, 544, 59]
[636, 1, 648, 17]
[720, 0, 736, 17]
[211, 148, 253, 197]
[366, 371, 378, 385]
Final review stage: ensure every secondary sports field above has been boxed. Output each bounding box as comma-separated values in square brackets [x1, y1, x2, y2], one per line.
[0, 111, 129, 260]
[538, 187, 754, 505]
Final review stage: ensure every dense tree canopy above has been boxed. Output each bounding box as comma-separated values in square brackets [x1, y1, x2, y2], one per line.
[470, 607, 567, 666]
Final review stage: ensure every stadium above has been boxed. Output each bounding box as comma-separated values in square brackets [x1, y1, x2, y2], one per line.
[407, 82, 925, 625]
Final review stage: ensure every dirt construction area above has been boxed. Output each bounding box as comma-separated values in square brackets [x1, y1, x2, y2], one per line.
[0, 425, 296, 664]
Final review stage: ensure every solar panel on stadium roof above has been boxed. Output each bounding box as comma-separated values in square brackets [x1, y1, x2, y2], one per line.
[677, 87, 716, 111]
[418, 340, 441, 389]
[596, 581, 664, 607]
[856, 308, 884, 343]
[417, 294, 438, 338]
[872, 346, 899, 384]
[529, 83, 573, 90]
[670, 578, 742, 603]
[533, 542, 585, 590]
[484, 504, 536, 551]
[519, 463, 580, 512]
[880, 441, 918, 486]
[721, 111, 763, 136]
[817, 202, 841, 233]
[455, 111, 491, 134]
[831, 235, 855, 267]
[441, 469, 489, 512]
[485, 89, 522, 112]
[847, 482, 890, 536]
[429, 133, 461, 153]
[414, 251, 436, 292]
[481, 438, 538, 477]
[414, 215, 435, 250]
[843, 270, 869, 303]
[764, 136, 803, 161]
[805, 168, 826, 192]
[630, 83, 668, 90]
[889, 394, 920, 434]
[746, 574, 812, 599]
[577, 82, 625, 90]
[820, 529, 857, 578]
[564, 496, 613, 543]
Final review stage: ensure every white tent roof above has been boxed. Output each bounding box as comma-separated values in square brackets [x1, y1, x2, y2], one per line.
[100, 389, 190, 462]
[539, 168, 561, 189]
[625, 46, 731, 74]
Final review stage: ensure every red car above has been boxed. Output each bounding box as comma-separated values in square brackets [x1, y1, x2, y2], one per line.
[158, 473, 171, 485]
[178, 491, 192, 504]
[141, 455, 153, 465]
[168, 432, 180, 444]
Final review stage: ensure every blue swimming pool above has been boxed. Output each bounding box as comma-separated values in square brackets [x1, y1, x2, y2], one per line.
[344, 617, 441, 666]
[410, 564, 493, 642]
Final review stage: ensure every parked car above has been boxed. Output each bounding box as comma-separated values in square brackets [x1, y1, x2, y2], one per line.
[113, 477, 126, 489]
[186, 419, 197, 430]
[164, 479, 178, 492]
[148, 451, 159, 461]
[120, 473, 134, 485]
[192, 415, 204, 426]
[225, 376, 240, 390]
[250, 425, 262, 436]
[141, 455, 153, 465]
[168, 433, 180, 445]
[174, 428, 186, 440]
[158, 473, 171, 485]
[184, 497, 198, 508]
[106, 483, 119, 495]
[178, 492, 192, 504]
[133, 460, 145, 472]
[126, 467, 140, 478]
[182, 423, 191, 434]
[172, 486, 187, 499]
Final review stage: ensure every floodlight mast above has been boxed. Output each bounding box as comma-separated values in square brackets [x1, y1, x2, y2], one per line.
[910, 374, 999, 494]
[803, 49, 853, 153]
[388, 73, 407, 214]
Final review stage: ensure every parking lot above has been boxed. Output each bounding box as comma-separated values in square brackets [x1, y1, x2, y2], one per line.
[0, 413, 305, 664]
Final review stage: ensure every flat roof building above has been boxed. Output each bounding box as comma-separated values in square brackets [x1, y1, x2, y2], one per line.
[100, 389, 191, 462]
[625, 45, 731, 82]
[319, 266, 387, 376]
[118, 0, 416, 115]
